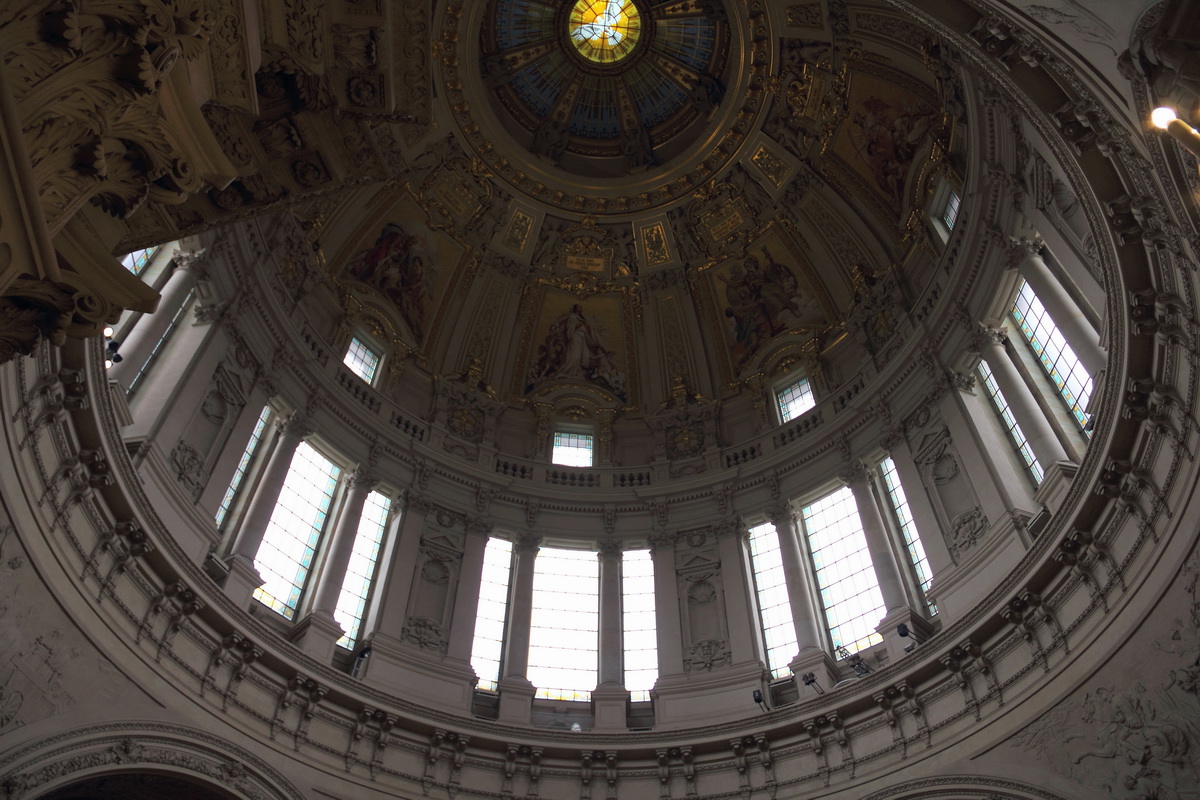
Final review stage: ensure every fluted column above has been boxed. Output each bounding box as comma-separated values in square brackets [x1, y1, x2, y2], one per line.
[1011, 239, 1105, 376]
[109, 252, 199, 386]
[979, 327, 1071, 471]
[222, 413, 310, 609]
[650, 531, 684, 679]
[766, 502, 825, 659]
[498, 532, 540, 722]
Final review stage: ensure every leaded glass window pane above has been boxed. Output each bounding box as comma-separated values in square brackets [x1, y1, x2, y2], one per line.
[472, 538, 513, 691]
[942, 191, 961, 231]
[552, 432, 594, 467]
[978, 360, 1045, 485]
[1010, 280, 1092, 432]
[252, 442, 341, 619]
[343, 337, 381, 384]
[215, 406, 271, 530]
[748, 521, 798, 678]
[121, 247, 159, 276]
[880, 457, 936, 614]
[528, 548, 598, 700]
[777, 377, 816, 423]
[622, 549, 657, 701]
[333, 490, 392, 648]
[803, 487, 886, 656]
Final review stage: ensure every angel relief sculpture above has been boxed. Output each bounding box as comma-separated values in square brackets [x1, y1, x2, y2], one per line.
[345, 223, 436, 340]
[719, 248, 822, 366]
[528, 303, 628, 401]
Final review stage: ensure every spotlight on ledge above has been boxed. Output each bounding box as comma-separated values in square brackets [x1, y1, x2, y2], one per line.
[752, 688, 770, 713]
[897, 623, 925, 652]
[838, 645, 872, 677]
[800, 672, 825, 695]
[103, 335, 123, 370]
[1151, 106, 1200, 158]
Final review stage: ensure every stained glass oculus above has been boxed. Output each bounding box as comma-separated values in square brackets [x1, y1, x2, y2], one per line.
[569, 0, 642, 63]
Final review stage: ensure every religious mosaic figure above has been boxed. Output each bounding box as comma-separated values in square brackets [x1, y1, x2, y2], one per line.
[346, 223, 434, 340]
[529, 303, 627, 400]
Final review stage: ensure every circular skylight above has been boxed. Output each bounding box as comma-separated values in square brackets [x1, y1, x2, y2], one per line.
[568, 0, 642, 63]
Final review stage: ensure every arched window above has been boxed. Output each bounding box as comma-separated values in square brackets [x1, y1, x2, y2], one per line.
[879, 457, 936, 613]
[748, 521, 798, 678]
[333, 490, 393, 648]
[1010, 280, 1092, 432]
[621, 549, 657, 700]
[471, 537, 514, 691]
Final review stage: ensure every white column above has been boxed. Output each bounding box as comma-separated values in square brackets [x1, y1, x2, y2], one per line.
[714, 520, 764, 666]
[445, 521, 491, 665]
[980, 327, 1071, 471]
[368, 494, 429, 643]
[841, 466, 909, 615]
[842, 463, 934, 662]
[309, 469, 378, 615]
[650, 531, 684, 679]
[498, 532, 540, 722]
[292, 467, 378, 661]
[222, 413, 309, 608]
[596, 543, 624, 688]
[1012, 242, 1105, 376]
[110, 253, 200, 385]
[593, 541, 629, 730]
[766, 502, 825, 658]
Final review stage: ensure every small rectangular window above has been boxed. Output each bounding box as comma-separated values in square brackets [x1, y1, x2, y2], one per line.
[552, 431, 594, 467]
[777, 377, 816, 423]
[343, 337, 381, 384]
[978, 360, 1045, 486]
[528, 548, 598, 700]
[471, 538, 514, 691]
[942, 190, 961, 231]
[121, 246, 159, 276]
[748, 521, 799, 678]
[333, 490, 393, 649]
[253, 442, 341, 619]
[215, 406, 272, 530]
[622, 549, 657, 701]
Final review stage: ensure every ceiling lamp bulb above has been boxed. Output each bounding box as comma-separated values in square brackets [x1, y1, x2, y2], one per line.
[1151, 106, 1178, 129]
[103, 325, 115, 338]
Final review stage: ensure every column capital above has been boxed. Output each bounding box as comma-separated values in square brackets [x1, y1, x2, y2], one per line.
[648, 530, 677, 553]
[464, 516, 494, 537]
[1005, 233, 1045, 268]
[346, 467, 381, 491]
[515, 531, 542, 552]
[712, 516, 747, 541]
[969, 324, 1008, 353]
[837, 463, 871, 487]
[277, 411, 314, 439]
[766, 500, 796, 529]
[597, 538, 623, 558]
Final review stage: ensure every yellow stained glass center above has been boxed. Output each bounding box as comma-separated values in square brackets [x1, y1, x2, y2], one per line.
[568, 0, 641, 63]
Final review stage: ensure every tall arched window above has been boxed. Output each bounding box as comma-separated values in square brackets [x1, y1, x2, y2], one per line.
[621, 549, 657, 700]
[471, 537, 514, 691]
[747, 521, 798, 678]
[527, 548, 598, 700]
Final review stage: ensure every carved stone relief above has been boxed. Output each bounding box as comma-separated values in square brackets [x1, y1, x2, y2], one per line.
[913, 425, 986, 562]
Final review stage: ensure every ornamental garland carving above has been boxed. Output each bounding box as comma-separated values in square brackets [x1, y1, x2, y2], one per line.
[402, 616, 448, 655]
[684, 639, 731, 672]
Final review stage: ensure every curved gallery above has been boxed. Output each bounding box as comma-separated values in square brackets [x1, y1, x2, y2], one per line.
[1, 1, 1199, 799]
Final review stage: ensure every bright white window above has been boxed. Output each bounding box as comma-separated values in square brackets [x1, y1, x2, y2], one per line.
[748, 521, 798, 678]
[879, 457, 936, 614]
[126, 288, 195, 396]
[121, 246, 159, 276]
[252, 442, 341, 619]
[978, 360, 1045, 485]
[803, 486, 886, 656]
[215, 406, 271, 530]
[942, 190, 961, 231]
[1010, 280, 1092, 432]
[777, 377, 816, 423]
[471, 538, 514, 691]
[333, 490, 392, 649]
[552, 431, 594, 467]
[622, 549, 657, 701]
[528, 548, 598, 700]
[343, 336, 381, 384]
